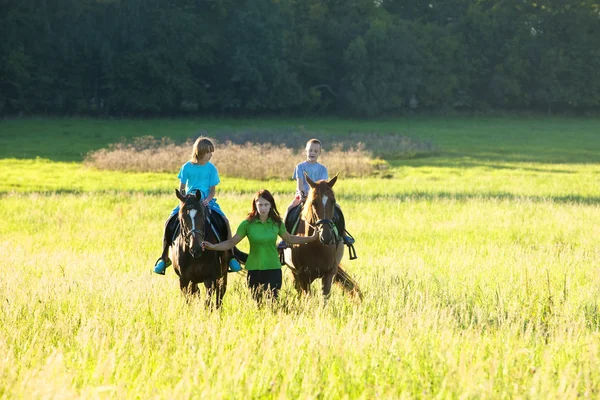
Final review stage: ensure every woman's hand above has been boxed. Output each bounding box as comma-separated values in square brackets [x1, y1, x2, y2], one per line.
[202, 241, 215, 250]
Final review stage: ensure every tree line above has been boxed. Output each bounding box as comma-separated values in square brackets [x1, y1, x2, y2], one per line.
[1, 0, 599, 116]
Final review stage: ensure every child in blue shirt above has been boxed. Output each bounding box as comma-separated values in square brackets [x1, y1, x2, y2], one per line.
[282, 138, 354, 247]
[153, 136, 241, 274]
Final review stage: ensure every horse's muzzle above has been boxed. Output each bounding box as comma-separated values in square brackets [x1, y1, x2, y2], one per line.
[319, 232, 336, 245]
[316, 219, 336, 245]
[190, 246, 204, 258]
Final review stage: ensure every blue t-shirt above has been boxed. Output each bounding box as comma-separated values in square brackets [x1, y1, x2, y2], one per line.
[177, 161, 220, 200]
[293, 161, 328, 196]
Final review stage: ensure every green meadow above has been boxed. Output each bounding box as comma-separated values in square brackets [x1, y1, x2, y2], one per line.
[1, 116, 600, 398]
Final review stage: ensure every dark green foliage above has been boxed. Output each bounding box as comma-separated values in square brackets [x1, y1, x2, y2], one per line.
[211, 0, 301, 112]
[0, 0, 598, 115]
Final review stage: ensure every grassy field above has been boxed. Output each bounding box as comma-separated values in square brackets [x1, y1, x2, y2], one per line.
[1, 116, 600, 398]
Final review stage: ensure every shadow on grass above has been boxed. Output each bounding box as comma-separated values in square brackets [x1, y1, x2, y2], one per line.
[340, 191, 600, 206]
[390, 159, 578, 173]
[4, 117, 600, 165]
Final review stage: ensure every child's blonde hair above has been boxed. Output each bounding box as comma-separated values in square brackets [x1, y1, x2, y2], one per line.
[191, 136, 215, 163]
[305, 138, 322, 150]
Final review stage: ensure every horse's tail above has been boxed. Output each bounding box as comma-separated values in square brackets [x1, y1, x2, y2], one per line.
[334, 265, 362, 300]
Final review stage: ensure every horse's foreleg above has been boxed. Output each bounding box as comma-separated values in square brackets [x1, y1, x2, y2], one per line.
[293, 272, 310, 296]
[322, 268, 337, 299]
[214, 275, 227, 309]
[191, 283, 200, 296]
[180, 279, 195, 302]
[204, 281, 215, 309]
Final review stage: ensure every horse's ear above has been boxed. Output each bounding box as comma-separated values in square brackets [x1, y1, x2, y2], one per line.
[304, 172, 316, 189]
[328, 172, 339, 188]
[176, 189, 186, 202]
[195, 190, 202, 201]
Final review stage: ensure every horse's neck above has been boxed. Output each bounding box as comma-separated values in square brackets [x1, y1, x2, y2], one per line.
[300, 201, 314, 235]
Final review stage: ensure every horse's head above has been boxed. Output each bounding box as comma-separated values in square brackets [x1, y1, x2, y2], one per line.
[303, 172, 339, 245]
[176, 189, 206, 258]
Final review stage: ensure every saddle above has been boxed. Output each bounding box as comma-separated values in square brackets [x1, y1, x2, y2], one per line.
[284, 203, 303, 235]
[205, 210, 228, 243]
[206, 211, 248, 264]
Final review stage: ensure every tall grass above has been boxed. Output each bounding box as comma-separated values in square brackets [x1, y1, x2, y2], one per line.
[1, 191, 600, 398]
[83, 136, 386, 179]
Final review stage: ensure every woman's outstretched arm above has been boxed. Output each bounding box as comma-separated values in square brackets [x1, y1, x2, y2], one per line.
[280, 228, 319, 245]
[203, 234, 243, 251]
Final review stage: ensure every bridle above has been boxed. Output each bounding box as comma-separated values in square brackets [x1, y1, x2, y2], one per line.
[179, 201, 206, 255]
[305, 188, 340, 245]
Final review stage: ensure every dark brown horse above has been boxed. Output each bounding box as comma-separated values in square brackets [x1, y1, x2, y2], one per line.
[287, 173, 361, 299]
[172, 189, 229, 308]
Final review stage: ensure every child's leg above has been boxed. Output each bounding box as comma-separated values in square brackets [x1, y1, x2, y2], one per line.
[216, 211, 242, 272]
[154, 212, 177, 274]
[278, 197, 302, 249]
[334, 204, 355, 245]
[218, 213, 232, 239]
[287, 195, 301, 212]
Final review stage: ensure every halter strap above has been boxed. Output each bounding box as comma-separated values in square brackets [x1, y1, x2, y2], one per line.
[307, 203, 340, 243]
[186, 228, 204, 238]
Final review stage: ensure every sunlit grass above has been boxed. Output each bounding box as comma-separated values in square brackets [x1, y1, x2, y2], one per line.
[3, 157, 600, 202]
[2, 116, 600, 397]
[1, 189, 600, 398]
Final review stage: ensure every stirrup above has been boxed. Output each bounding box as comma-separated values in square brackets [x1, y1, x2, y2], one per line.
[278, 248, 286, 266]
[347, 244, 357, 260]
[344, 231, 357, 260]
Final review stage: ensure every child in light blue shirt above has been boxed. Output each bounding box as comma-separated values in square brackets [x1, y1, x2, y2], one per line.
[153, 136, 241, 274]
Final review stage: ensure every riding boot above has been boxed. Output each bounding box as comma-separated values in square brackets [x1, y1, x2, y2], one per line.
[279, 204, 302, 249]
[227, 250, 242, 272]
[153, 245, 172, 275]
[334, 206, 355, 245]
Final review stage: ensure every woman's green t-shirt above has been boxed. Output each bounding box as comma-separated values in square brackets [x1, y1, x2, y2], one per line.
[236, 218, 287, 270]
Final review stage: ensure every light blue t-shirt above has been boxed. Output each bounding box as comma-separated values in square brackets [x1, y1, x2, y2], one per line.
[293, 161, 328, 196]
[178, 161, 220, 200]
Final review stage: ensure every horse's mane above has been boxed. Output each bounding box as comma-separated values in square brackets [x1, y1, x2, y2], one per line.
[302, 180, 335, 223]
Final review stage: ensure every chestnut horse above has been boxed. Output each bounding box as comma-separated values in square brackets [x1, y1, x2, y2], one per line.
[171, 189, 229, 308]
[287, 173, 361, 299]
